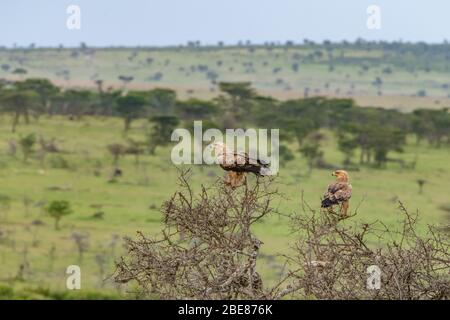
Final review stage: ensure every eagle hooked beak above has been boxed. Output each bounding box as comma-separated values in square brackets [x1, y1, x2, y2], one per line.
[332, 172, 336, 176]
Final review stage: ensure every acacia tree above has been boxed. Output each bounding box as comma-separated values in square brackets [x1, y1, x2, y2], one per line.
[175, 98, 218, 152]
[337, 123, 406, 168]
[16, 78, 59, 117]
[96, 85, 121, 116]
[279, 144, 295, 167]
[277, 98, 326, 148]
[337, 124, 359, 166]
[115, 94, 146, 132]
[12, 67, 27, 79]
[335, 107, 408, 167]
[299, 131, 325, 174]
[217, 82, 256, 128]
[46, 200, 72, 230]
[118, 75, 134, 91]
[0, 87, 39, 132]
[370, 127, 406, 167]
[147, 88, 177, 116]
[411, 108, 450, 147]
[175, 98, 218, 123]
[18, 133, 36, 162]
[63, 89, 93, 119]
[147, 115, 180, 154]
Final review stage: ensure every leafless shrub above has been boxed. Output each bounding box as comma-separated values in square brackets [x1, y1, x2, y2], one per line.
[95, 247, 109, 288]
[115, 173, 449, 300]
[278, 200, 450, 300]
[39, 136, 60, 153]
[115, 170, 278, 299]
[37, 137, 59, 167]
[26, 222, 42, 247]
[107, 143, 127, 166]
[125, 138, 145, 166]
[70, 231, 90, 263]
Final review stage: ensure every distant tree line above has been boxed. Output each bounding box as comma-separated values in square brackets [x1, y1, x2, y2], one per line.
[0, 78, 449, 168]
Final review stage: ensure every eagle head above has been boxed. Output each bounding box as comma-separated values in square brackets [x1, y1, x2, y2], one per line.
[332, 170, 349, 182]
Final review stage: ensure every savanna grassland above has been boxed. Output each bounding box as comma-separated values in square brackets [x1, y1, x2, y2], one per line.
[1, 42, 450, 110]
[0, 42, 449, 299]
[0, 116, 448, 298]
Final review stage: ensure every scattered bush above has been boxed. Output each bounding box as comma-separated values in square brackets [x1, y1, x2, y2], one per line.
[46, 200, 73, 230]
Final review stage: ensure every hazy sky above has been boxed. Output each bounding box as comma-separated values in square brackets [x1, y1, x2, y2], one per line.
[0, 0, 449, 47]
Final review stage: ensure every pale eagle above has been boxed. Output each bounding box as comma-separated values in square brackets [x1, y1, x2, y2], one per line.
[212, 142, 270, 187]
[321, 170, 352, 216]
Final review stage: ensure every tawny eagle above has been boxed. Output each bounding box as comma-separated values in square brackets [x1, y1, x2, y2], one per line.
[212, 142, 270, 187]
[321, 170, 352, 216]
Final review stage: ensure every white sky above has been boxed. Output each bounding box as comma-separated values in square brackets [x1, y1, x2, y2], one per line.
[0, 0, 448, 47]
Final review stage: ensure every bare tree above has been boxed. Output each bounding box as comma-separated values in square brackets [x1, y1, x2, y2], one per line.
[107, 143, 126, 166]
[115, 170, 278, 299]
[71, 232, 90, 263]
[277, 200, 450, 300]
[115, 173, 449, 300]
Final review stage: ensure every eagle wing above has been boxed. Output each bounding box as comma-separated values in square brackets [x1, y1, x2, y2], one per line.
[220, 151, 269, 175]
[321, 182, 352, 208]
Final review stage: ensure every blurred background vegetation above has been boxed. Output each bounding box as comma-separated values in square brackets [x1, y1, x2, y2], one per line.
[0, 41, 449, 299]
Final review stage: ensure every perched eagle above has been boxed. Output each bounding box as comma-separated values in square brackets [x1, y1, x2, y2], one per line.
[212, 142, 270, 187]
[321, 170, 352, 216]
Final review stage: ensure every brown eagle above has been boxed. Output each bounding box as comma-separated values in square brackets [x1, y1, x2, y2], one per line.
[321, 170, 352, 216]
[212, 142, 270, 187]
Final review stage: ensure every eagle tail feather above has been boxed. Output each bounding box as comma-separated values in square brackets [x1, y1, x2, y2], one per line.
[321, 198, 335, 208]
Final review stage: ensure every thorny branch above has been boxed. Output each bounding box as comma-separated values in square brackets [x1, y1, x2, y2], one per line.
[115, 171, 449, 300]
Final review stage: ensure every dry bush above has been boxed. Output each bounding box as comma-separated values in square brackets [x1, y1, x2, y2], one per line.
[115, 173, 449, 300]
[39, 136, 60, 153]
[107, 143, 127, 165]
[115, 170, 278, 299]
[279, 200, 450, 300]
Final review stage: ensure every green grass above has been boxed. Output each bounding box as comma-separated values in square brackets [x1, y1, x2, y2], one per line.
[0, 115, 448, 297]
